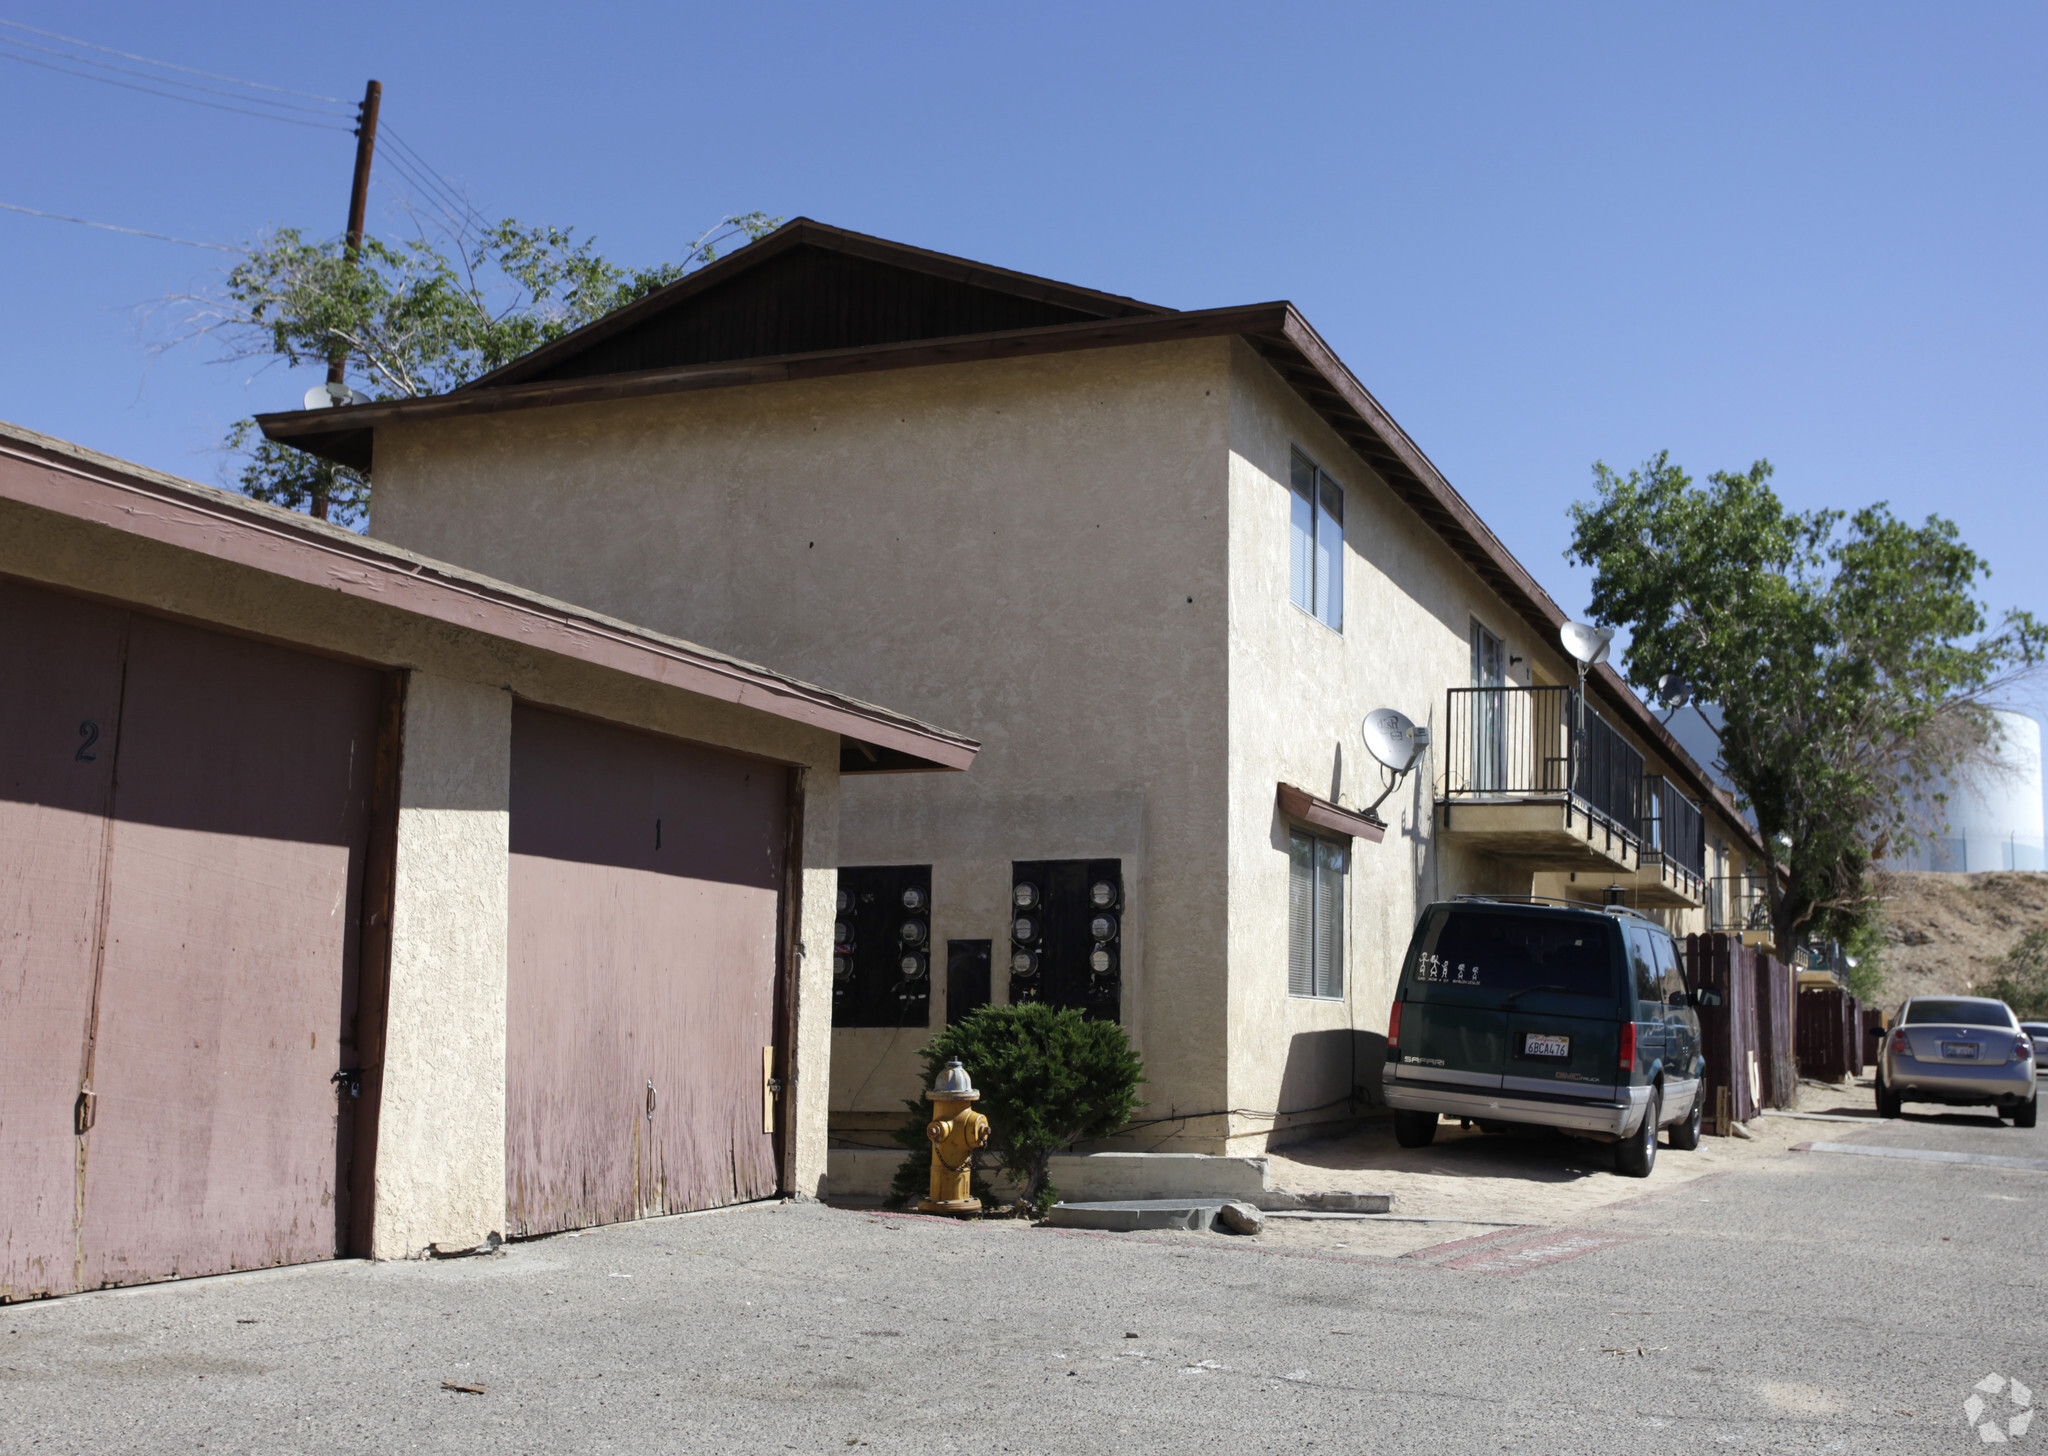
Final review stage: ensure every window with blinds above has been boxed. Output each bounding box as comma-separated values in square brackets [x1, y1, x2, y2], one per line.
[1287, 830, 1346, 999]
[1288, 449, 1344, 631]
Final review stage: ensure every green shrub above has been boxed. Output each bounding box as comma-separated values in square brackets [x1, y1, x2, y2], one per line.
[885, 1004, 1144, 1215]
[1985, 929, 2048, 1019]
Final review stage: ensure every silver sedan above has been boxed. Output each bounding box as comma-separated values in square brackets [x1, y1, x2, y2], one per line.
[2026, 1021, 2048, 1076]
[1876, 997, 2037, 1126]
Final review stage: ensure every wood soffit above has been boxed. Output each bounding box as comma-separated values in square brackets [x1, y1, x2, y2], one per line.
[249, 222, 1742, 839]
[0, 423, 977, 773]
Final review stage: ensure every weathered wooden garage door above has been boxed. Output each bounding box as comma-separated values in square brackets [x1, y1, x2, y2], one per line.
[0, 579, 384, 1300]
[507, 703, 787, 1236]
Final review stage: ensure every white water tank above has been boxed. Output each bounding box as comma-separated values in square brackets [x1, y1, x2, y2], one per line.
[1889, 709, 2045, 872]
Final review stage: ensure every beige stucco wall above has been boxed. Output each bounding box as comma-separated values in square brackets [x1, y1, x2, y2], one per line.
[0, 493, 845, 1225]
[370, 341, 1235, 1134]
[1221, 341, 1541, 1150]
[1219, 344, 1760, 1149]
[359, 332, 1764, 1157]
[376, 670, 510, 1257]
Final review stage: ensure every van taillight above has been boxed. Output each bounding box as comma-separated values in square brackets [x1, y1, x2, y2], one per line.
[1619, 1022, 1636, 1071]
[1388, 1000, 1402, 1050]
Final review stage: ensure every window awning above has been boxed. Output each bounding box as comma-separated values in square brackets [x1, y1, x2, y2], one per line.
[1276, 783, 1385, 845]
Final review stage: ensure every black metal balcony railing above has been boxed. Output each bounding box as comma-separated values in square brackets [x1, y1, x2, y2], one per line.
[1443, 685, 1644, 839]
[1709, 876, 1772, 933]
[1639, 774, 1707, 879]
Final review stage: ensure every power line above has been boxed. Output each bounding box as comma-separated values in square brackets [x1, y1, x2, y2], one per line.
[0, 34, 354, 116]
[0, 15, 347, 101]
[0, 18, 484, 250]
[0, 49, 354, 130]
[0, 200, 245, 251]
[382, 127, 480, 229]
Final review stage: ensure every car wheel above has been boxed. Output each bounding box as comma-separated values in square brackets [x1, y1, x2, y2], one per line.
[1875, 1074, 1902, 1119]
[1615, 1088, 1660, 1178]
[1393, 1109, 1438, 1148]
[1668, 1085, 1704, 1151]
[2014, 1095, 2039, 1130]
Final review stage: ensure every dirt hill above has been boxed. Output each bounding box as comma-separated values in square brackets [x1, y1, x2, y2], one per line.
[1875, 870, 2048, 1007]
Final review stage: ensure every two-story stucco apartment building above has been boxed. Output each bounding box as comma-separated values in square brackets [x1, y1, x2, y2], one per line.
[262, 220, 1770, 1156]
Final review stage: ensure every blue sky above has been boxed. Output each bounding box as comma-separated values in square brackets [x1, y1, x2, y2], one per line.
[3, 2, 2043, 778]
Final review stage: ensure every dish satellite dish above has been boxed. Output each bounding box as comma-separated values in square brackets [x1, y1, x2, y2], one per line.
[1656, 673, 1693, 710]
[1560, 620, 1615, 668]
[303, 382, 368, 410]
[1362, 708, 1423, 773]
[1359, 707, 1430, 818]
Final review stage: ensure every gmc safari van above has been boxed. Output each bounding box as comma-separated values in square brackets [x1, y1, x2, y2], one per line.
[1381, 897, 1712, 1177]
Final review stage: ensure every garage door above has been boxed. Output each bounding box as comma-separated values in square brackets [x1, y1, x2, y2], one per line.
[0, 580, 386, 1300]
[506, 704, 788, 1236]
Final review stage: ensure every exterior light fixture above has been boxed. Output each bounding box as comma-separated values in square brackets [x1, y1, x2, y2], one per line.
[900, 919, 928, 946]
[1013, 882, 1040, 910]
[1089, 880, 1119, 910]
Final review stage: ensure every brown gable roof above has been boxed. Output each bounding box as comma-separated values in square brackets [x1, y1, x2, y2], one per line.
[465, 217, 1172, 391]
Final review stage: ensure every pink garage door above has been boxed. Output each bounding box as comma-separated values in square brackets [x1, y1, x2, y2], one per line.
[507, 704, 788, 1236]
[0, 579, 385, 1300]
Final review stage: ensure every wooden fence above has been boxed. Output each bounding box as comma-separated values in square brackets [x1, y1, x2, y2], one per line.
[1683, 934, 1797, 1129]
[1795, 983, 1864, 1083]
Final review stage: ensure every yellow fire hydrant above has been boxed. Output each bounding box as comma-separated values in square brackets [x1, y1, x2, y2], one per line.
[919, 1058, 989, 1215]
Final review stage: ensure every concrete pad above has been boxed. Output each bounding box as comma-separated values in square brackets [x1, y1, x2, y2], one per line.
[1042, 1199, 1228, 1232]
[825, 1148, 1276, 1203]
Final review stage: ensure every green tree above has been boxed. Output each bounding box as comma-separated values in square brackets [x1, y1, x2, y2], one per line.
[182, 212, 779, 527]
[1984, 929, 2048, 1019]
[884, 1004, 1145, 1215]
[1568, 454, 2042, 963]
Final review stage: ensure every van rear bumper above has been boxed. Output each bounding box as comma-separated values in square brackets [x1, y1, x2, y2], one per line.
[1382, 1074, 1650, 1137]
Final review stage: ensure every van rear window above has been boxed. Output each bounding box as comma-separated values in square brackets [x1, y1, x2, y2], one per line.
[1409, 910, 1618, 1002]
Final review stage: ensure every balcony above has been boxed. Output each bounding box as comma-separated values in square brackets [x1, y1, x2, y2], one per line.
[1630, 775, 1706, 907]
[1709, 875, 1774, 942]
[1437, 685, 1643, 873]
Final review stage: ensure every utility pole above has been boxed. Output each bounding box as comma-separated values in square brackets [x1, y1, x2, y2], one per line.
[313, 79, 380, 521]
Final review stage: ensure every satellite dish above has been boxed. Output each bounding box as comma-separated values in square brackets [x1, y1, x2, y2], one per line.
[1656, 673, 1693, 710]
[1560, 620, 1615, 668]
[1362, 708, 1422, 772]
[302, 382, 367, 410]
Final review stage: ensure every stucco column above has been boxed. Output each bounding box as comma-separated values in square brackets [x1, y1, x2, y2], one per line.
[790, 774, 839, 1199]
[371, 671, 510, 1258]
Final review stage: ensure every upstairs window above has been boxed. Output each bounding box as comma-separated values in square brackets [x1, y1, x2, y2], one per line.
[1289, 449, 1344, 631]
[1288, 831, 1346, 999]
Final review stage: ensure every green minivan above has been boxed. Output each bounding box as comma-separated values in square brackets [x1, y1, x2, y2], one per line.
[1380, 897, 1711, 1177]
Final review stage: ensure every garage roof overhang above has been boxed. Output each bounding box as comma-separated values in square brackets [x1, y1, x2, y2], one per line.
[0, 423, 977, 774]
